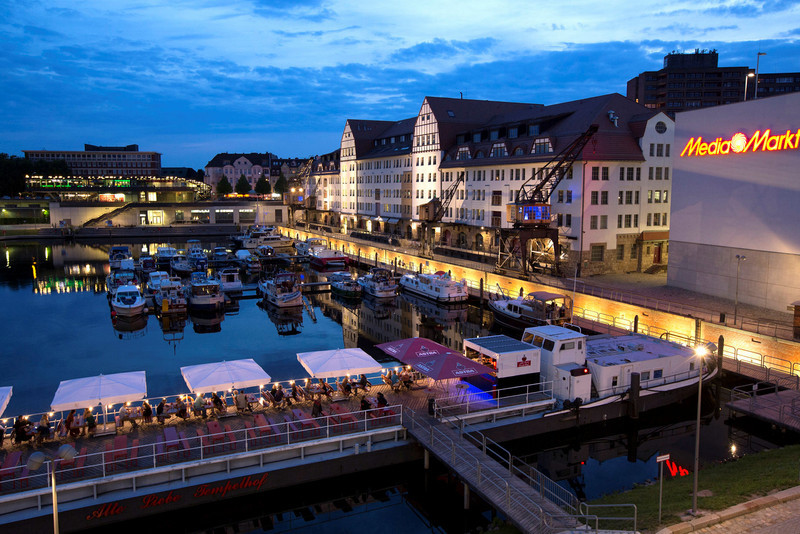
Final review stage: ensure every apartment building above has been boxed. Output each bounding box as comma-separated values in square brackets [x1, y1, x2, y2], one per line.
[23, 144, 161, 177]
[204, 152, 275, 192]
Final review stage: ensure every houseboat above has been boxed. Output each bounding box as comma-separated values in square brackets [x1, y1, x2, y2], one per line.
[462, 325, 718, 438]
[258, 271, 304, 308]
[106, 269, 139, 297]
[170, 252, 193, 276]
[357, 268, 397, 298]
[215, 267, 243, 295]
[153, 277, 187, 315]
[489, 291, 572, 331]
[294, 237, 328, 258]
[398, 271, 468, 303]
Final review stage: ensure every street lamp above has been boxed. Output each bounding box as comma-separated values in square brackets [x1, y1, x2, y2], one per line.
[692, 342, 716, 516]
[27, 444, 77, 534]
[754, 52, 766, 100]
[734, 254, 746, 324]
[743, 72, 755, 101]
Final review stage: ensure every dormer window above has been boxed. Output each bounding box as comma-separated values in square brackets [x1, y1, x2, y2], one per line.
[533, 138, 553, 154]
[489, 130, 499, 141]
[529, 124, 540, 136]
[490, 143, 508, 158]
[457, 147, 471, 161]
[472, 132, 481, 143]
[508, 127, 518, 139]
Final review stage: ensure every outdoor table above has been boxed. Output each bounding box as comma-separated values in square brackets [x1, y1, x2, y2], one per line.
[253, 414, 274, 438]
[328, 403, 358, 428]
[291, 408, 320, 434]
[163, 427, 181, 453]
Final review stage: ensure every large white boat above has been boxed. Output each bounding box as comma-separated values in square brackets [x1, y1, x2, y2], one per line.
[236, 226, 294, 251]
[184, 272, 224, 312]
[489, 291, 572, 331]
[110, 284, 146, 317]
[169, 252, 193, 275]
[258, 271, 304, 308]
[108, 246, 133, 270]
[295, 237, 328, 257]
[155, 246, 178, 265]
[462, 325, 719, 435]
[153, 277, 187, 315]
[328, 271, 361, 299]
[398, 271, 468, 303]
[357, 267, 397, 299]
[215, 267, 243, 294]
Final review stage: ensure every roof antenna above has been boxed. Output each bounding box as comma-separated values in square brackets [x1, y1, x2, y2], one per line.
[460, 92, 463, 99]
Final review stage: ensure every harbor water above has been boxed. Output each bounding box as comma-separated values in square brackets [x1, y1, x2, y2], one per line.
[0, 239, 793, 532]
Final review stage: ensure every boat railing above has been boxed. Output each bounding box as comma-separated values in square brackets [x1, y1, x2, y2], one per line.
[592, 367, 706, 399]
[433, 381, 555, 419]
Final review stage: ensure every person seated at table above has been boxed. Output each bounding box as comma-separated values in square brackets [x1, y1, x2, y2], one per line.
[273, 385, 288, 408]
[156, 399, 167, 424]
[390, 371, 401, 391]
[175, 398, 188, 420]
[289, 383, 301, 404]
[319, 379, 334, 399]
[211, 392, 225, 416]
[376, 392, 388, 409]
[234, 390, 249, 414]
[358, 374, 372, 392]
[381, 372, 393, 387]
[193, 394, 208, 419]
[35, 413, 51, 445]
[399, 369, 413, 390]
[359, 396, 371, 412]
[84, 408, 97, 436]
[261, 389, 276, 407]
[119, 405, 140, 429]
[311, 397, 323, 418]
[141, 400, 153, 424]
[338, 378, 352, 398]
[14, 415, 35, 443]
[65, 410, 81, 439]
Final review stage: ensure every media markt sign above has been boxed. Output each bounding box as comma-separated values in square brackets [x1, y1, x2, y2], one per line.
[680, 128, 800, 157]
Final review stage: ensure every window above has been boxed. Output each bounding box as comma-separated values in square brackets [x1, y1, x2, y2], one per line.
[624, 214, 632, 228]
[664, 168, 670, 180]
[641, 370, 651, 381]
[590, 245, 604, 262]
[619, 168, 625, 181]
[653, 369, 663, 379]
[631, 243, 637, 259]
[591, 191, 598, 205]
[566, 190, 572, 203]
[649, 143, 655, 156]
[647, 213, 652, 226]
[557, 190, 564, 203]
[591, 167, 599, 181]
[617, 245, 625, 260]
[648, 167, 654, 180]
[565, 214, 572, 226]
[636, 168, 641, 181]
[600, 191, 608, 205]
[590, 215, 598, 229]
[663, 213, 668, 226]
[602, 167, 609, 181]
[663, 190, 669, 203]
[600, 215, 607, 229]
[653, 213, 661, 226]
[627, 168, 634, 181]
[625, 191, 633, 204]
[617, 214, 623, 228]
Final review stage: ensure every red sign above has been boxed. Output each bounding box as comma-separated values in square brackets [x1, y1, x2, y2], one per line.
[517, 356, 531, 368]
[665, 459, 690, 477]
[681, 128, 800, 157]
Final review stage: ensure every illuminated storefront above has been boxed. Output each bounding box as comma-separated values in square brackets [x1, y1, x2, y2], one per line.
[668, 92, 800, 312]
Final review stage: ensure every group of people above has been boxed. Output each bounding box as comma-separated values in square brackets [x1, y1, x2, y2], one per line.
[337, 374, 372, 398]
[381, 369, 414, 391]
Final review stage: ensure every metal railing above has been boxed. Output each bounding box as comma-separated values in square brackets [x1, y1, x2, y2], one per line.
[433, 382, 555, 419]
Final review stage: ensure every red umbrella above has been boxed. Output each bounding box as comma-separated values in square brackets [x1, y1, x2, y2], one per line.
[404, 352, 495, 381]
[376, 337, 456, 361]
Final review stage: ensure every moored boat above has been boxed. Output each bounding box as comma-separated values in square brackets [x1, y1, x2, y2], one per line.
[110, 284, 146, 317]
[328, 271, 361, 299]
[357, 267, 397, 298]
[153, 277, 187, 315]
[145, 271, 171, 297]
[258, 271, 304, 308]
[187, 240, 208, 271]
[139, 255, 157, 274]
[294, 237, 327, 258]
[155, 246, 178, 265]
[106, 269, 139, 297]
[489, 291, 572, 331]
[184, 272, 224, 311]
[215, 267, 243, 295]
[170, 252, 193, 275]
[309, 247, 349, 270]
[108, 246, 133, 270]
[398, 271, 468, 303]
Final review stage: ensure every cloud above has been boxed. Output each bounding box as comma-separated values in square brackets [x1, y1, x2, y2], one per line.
[388, 38, 498, 62]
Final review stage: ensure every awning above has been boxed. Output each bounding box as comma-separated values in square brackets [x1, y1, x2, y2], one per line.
[297, 348, 382, 379]
[0, 386, 11, 418]
[639, 230, 669, 241]
[371, 217, 383, 222]
[386, 218, 399, 224]
[51, 372, 147, 412]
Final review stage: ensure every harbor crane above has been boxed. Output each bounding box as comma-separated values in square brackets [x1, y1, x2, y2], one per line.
[418, 171, 465, 257]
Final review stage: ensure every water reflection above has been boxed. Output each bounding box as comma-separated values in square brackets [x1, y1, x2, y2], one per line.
[111, 314, 148, 339]
[189, 310, 224, 334]
[258, 300, 304, 336]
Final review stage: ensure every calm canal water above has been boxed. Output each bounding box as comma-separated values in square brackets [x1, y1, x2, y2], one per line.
[0, 239, 793, 532]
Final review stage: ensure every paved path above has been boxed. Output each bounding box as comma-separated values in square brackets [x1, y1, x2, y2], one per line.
[657, 486, 800, 534]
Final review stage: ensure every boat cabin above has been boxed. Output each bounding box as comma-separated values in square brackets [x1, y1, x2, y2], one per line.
[463, 335, 541, 392]
[521, 325, 591, 403]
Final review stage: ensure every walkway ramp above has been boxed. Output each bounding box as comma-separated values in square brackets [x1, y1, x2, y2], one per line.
[404, 411, 576, 534]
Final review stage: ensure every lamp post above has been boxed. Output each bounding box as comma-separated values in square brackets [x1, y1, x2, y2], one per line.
[734, 254, 746, 325]
[754, 52, 766, 100]
[743, 72, 755, 101]
[27, 444, 77, 534]
[692, 343, 715, 516]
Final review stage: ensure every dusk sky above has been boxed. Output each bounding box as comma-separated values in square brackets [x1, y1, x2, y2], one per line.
[2, 1, 799, 169]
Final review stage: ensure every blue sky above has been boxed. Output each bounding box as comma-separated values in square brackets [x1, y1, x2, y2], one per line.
[2, 0, 799, 168]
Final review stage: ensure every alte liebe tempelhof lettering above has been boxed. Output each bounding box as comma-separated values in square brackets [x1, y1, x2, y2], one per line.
[680, 128, 800, 157]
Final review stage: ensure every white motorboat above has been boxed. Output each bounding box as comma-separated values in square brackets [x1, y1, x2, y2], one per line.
[139, 255, 157, 274]
[236, 226, 294, 250]
[110, 284, 146, 317]
[309, 247, 349, 269]
[155, 246, 178, 265]
[328, 271, 361, 299]
[357, 267, 397, 298]
[187, 240, 208, 271]
[258, 271, 304, 308]
[153, 277, 187, 315]
[108, 246, 133, 270]
[106, 269, 139, 297]
[489, 291, 572, 331]
[215, 267, 243, 294]
[295, 237, 328, 257]
[211, 247, 233, 265]
[145, 271, 171, 297]
[170, 252, 193, 275]
[185, 272, 224, 311]
[398, 271, 468, 303]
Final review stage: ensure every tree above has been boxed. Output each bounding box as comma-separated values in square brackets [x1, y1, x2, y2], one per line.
[216, 176, 232, 196]
[235, 174, 251, 195]
[273, 173, 287, 195]
[255, 175, 271, 195]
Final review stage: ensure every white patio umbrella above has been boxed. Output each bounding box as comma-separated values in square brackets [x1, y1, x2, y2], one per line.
[180, 359, 271, 394]
[297, 348, 382, 379]
[51, 371, 147, 434]
[0, 386, 12, 419]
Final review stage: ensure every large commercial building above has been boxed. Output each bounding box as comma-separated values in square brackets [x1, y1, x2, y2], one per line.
[23, 144, 161, 177]
[307, 93, 674, 275]
[627, 49, 800, 116]
[668, 92, 800, 312]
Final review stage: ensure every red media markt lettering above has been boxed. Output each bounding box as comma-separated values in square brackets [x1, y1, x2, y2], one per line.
[681, 128, 800, 157]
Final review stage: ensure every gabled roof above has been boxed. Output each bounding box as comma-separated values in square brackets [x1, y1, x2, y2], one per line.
[205, 152, 276, 168]
[344, 119, 396, 158]
[360, 117, 416, 160]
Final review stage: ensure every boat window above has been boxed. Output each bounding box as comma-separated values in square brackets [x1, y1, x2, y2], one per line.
[689, 362, 695, 371]
[561, 341, 575, 350]
[641, 371, 650, 381]
[612, 376, 618, 387]
[578, 341, 582, 349]
[543, 339, 555, 352]
[522, 333, 533, 344]
[653, 369, 663, 379]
